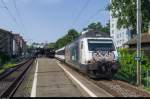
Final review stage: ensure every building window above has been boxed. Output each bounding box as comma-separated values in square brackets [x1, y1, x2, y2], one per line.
[112, 36, 114, 40]
[112, 24, 114, 28]
[117, 34, 119, 38]
[120, 40, 122, 44]
[122, 40, 124, 43]
[112, 30, 114, 34]
[117, 41, 119, 45]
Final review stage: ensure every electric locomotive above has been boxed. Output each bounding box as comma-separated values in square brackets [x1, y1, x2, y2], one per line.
[56, 30, 120, 79]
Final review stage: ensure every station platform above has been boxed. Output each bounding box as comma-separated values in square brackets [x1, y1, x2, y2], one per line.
[12, 57, 149, 97]
[31, 58, 83, 97]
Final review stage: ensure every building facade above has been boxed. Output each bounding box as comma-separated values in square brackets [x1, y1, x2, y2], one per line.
[0, 29, 13, 56]
[110, 0, 131, 48]
[110, 17, 131, 48]
[0, 28, 27, 57]
[13, 34, 27, 57]
[126, 33, 150, 60]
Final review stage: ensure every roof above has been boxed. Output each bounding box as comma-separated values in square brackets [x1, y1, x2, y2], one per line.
[55, 47, 65, 52]
[125, 33, 150, 45]
[0, 28, 12, 35]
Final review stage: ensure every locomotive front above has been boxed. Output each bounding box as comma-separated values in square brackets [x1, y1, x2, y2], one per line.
[85, 38, 120, 79]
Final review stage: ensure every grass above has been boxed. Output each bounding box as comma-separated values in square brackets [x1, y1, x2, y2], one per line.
[0, 69, 4, 74]
[2, 63, 16, 69]
[145, 87, 150, 92]
[0, 62, 16, 74]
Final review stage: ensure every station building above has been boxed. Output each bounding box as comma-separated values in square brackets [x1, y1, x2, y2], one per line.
[125, 22, 150, 59]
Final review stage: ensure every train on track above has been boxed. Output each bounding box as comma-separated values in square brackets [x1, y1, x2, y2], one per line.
[55, 30, 120, 79]
[36, 48, 55, 58]
[45, 48, 55, 58]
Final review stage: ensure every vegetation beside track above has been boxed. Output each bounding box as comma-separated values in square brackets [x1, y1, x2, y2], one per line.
[114, 48, 150, 91]
[0, 62, 16, 74]
[0, 52, 18, 74]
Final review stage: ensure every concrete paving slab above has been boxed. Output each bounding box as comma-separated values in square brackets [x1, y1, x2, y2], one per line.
[35, 58, 83, 97]
[57, 61, 113, 97]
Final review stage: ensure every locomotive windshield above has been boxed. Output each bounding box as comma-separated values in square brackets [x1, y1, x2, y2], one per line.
[88, 39, 115, 51]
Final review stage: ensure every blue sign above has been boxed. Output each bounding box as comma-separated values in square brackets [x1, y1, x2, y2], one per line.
[134, 57, 141, 61]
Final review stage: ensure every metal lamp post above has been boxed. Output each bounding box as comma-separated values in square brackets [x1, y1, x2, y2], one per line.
[136, 0, 142, 87]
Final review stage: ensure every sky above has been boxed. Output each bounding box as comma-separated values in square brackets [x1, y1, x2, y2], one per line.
[0, 0, 110, 44]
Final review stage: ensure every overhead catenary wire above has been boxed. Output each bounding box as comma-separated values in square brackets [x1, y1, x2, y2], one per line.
[12, 0, 28, 37]
[0, 0, 23, 34]
[81, 8, 107, 28]
[0, 4, 14, 31]
[1, 0, 18, 26]
[85, 9, 106, 24]
[0, 0, 30, 43]
[12, 0, 34, 44]
[71, 0, 90, 28]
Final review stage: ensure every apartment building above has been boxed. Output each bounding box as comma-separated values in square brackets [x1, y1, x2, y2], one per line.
[13, 34, 27, 56]
[109, 0, 131, 48]
[0, 28, 27, 57]
[110, 18, 131, 48]
[0, 29, 13, 56]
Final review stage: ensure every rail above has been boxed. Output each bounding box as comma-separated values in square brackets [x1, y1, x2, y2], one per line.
[0, 57, 35, 98]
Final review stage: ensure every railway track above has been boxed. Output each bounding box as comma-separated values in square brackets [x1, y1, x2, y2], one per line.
[0, 58, 35, 98]
[58, 59, 150, 97]
[90, 79, 150, 97]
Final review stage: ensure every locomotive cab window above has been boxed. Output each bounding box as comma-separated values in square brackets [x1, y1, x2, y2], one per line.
[88, 39, 115, 51]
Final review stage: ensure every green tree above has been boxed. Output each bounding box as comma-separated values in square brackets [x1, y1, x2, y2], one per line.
[83, 22, 110, 35]
[0, 52, 10, 65]
[54, 29, 79, 49]
[67, 29, 79, 42]
[100, 21, 110, 34]
[83, 22, 102, 31]
[116, 48, 150, 87]
[108, 0, 150, 34]
[48, 43, 55, 49]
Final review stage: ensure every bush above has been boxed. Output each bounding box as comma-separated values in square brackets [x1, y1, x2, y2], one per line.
[116, 48, 150, 87]
[0, 52, 11, 65]
[0, 52, 22, 75]
[2, 63, 16, 69]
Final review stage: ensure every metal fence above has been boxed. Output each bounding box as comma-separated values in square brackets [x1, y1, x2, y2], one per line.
[114, 50, 150, 89]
